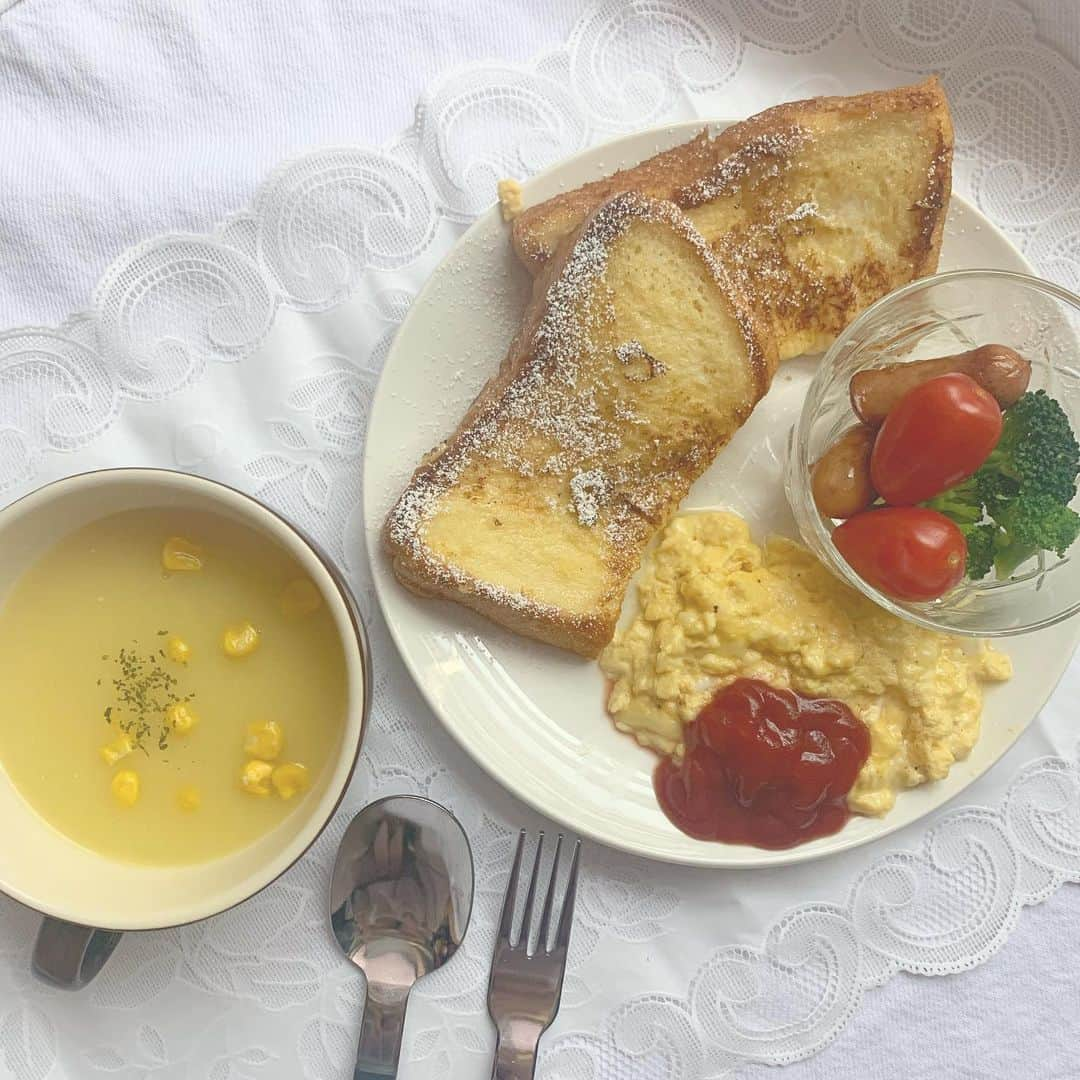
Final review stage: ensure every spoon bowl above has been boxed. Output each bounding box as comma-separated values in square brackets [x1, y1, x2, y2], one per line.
[330, 795, 474, 1077]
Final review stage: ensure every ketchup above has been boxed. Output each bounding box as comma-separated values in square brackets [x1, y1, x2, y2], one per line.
[655, 678, 870, 849]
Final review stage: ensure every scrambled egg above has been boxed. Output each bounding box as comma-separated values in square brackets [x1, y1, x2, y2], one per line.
[497, 178, 524, 221]
[600, 512, 1012, 816]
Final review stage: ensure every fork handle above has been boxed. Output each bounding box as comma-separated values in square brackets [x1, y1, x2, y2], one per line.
[492, 1022, 538, 1080]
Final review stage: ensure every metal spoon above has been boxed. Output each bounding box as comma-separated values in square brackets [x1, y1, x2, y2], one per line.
[330, 795, 474, 1078]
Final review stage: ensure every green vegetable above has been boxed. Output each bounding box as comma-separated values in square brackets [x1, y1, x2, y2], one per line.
[992, 493, 1080, 578]
[923, 390, 1080, 580]
[959, 522, 997, 580]
[984, 389, 1080, 505]
[924, 476, 983, 526]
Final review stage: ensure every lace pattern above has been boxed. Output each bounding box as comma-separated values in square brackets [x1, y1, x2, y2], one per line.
[0, 2, 1079, 1077]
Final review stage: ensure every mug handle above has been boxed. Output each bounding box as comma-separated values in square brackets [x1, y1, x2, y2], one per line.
[31, 917, 123, 989]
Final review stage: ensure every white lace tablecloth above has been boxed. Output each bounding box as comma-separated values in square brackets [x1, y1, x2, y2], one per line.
[1, 2, 1080, 1078]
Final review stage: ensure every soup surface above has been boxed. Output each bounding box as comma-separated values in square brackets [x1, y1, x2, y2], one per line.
[0, 508, 347, 865]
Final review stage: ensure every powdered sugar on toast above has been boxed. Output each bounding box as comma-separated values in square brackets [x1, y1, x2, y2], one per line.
[677, 126, 810, 205]
[385, 193, 767, 630]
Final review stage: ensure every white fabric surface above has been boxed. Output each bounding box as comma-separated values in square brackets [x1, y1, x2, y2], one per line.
[0, 2, 1079, 1079]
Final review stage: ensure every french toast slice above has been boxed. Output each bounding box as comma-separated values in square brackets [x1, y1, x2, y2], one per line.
[384, 194, 775, 657]
[511, 78, 953, 362]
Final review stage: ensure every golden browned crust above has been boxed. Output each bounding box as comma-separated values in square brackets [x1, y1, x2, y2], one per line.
[389, 552, 615, 657]
[905, 105, 954, 279]
[384, 194, 775, 657]
[511, 78, 953, 362]
[513, 78, 951, 266]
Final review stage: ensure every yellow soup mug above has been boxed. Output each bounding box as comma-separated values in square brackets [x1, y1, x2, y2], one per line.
[0, 469, 370, 988]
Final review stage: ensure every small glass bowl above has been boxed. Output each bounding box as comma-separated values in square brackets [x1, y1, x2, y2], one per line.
[785, 269, 1080, 637]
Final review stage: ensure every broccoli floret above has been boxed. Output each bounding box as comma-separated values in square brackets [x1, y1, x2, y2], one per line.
[992, 493, 1080, 578]
[920, 391, 1080, 582]
[925, 476, 983, 526]
[981, 389, 1080, 504]
[972, 465, 1020, 517]
[961, 523, 997, 580]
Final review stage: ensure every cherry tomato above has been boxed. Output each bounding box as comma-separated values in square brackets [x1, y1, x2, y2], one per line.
[870, 372, 1002, 505]
[833, 507, 966, 602]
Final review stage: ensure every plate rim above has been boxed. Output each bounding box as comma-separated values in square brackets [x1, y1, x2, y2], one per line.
[362, 118, 1080, 867]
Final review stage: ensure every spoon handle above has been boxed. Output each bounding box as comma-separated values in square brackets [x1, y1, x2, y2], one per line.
[353, 984, 408, 1079]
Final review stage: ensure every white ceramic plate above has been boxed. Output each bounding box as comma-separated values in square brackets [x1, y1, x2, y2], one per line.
[363, 120, 1080, 867]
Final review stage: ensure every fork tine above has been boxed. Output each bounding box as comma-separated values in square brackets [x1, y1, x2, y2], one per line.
[554, 839, 582, 950]
[496, 830, 526, 945]
[538, 834, 564, 951]
[518, 831, 545, 950]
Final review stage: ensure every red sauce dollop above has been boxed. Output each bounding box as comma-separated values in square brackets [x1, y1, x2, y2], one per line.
[655, 678, 870, 849]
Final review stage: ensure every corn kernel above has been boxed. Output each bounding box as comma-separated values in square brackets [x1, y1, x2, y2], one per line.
[167, 636, 192, 664]
[177, 785, 201, 811]
[223, 621, 260, 658]
[280, 578, 322, 618]
[111, 770, 140, 807]
[271, 762, 310, 800]
[244, 719, 284, 761]
[240, 759, 273, 797]
[100, 733, 135, 766]
[166, 702, 199, 735]
[162, 536, 203, 572]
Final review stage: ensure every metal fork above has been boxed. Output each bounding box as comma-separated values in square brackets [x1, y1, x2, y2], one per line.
[487, 831, 582, 1080]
